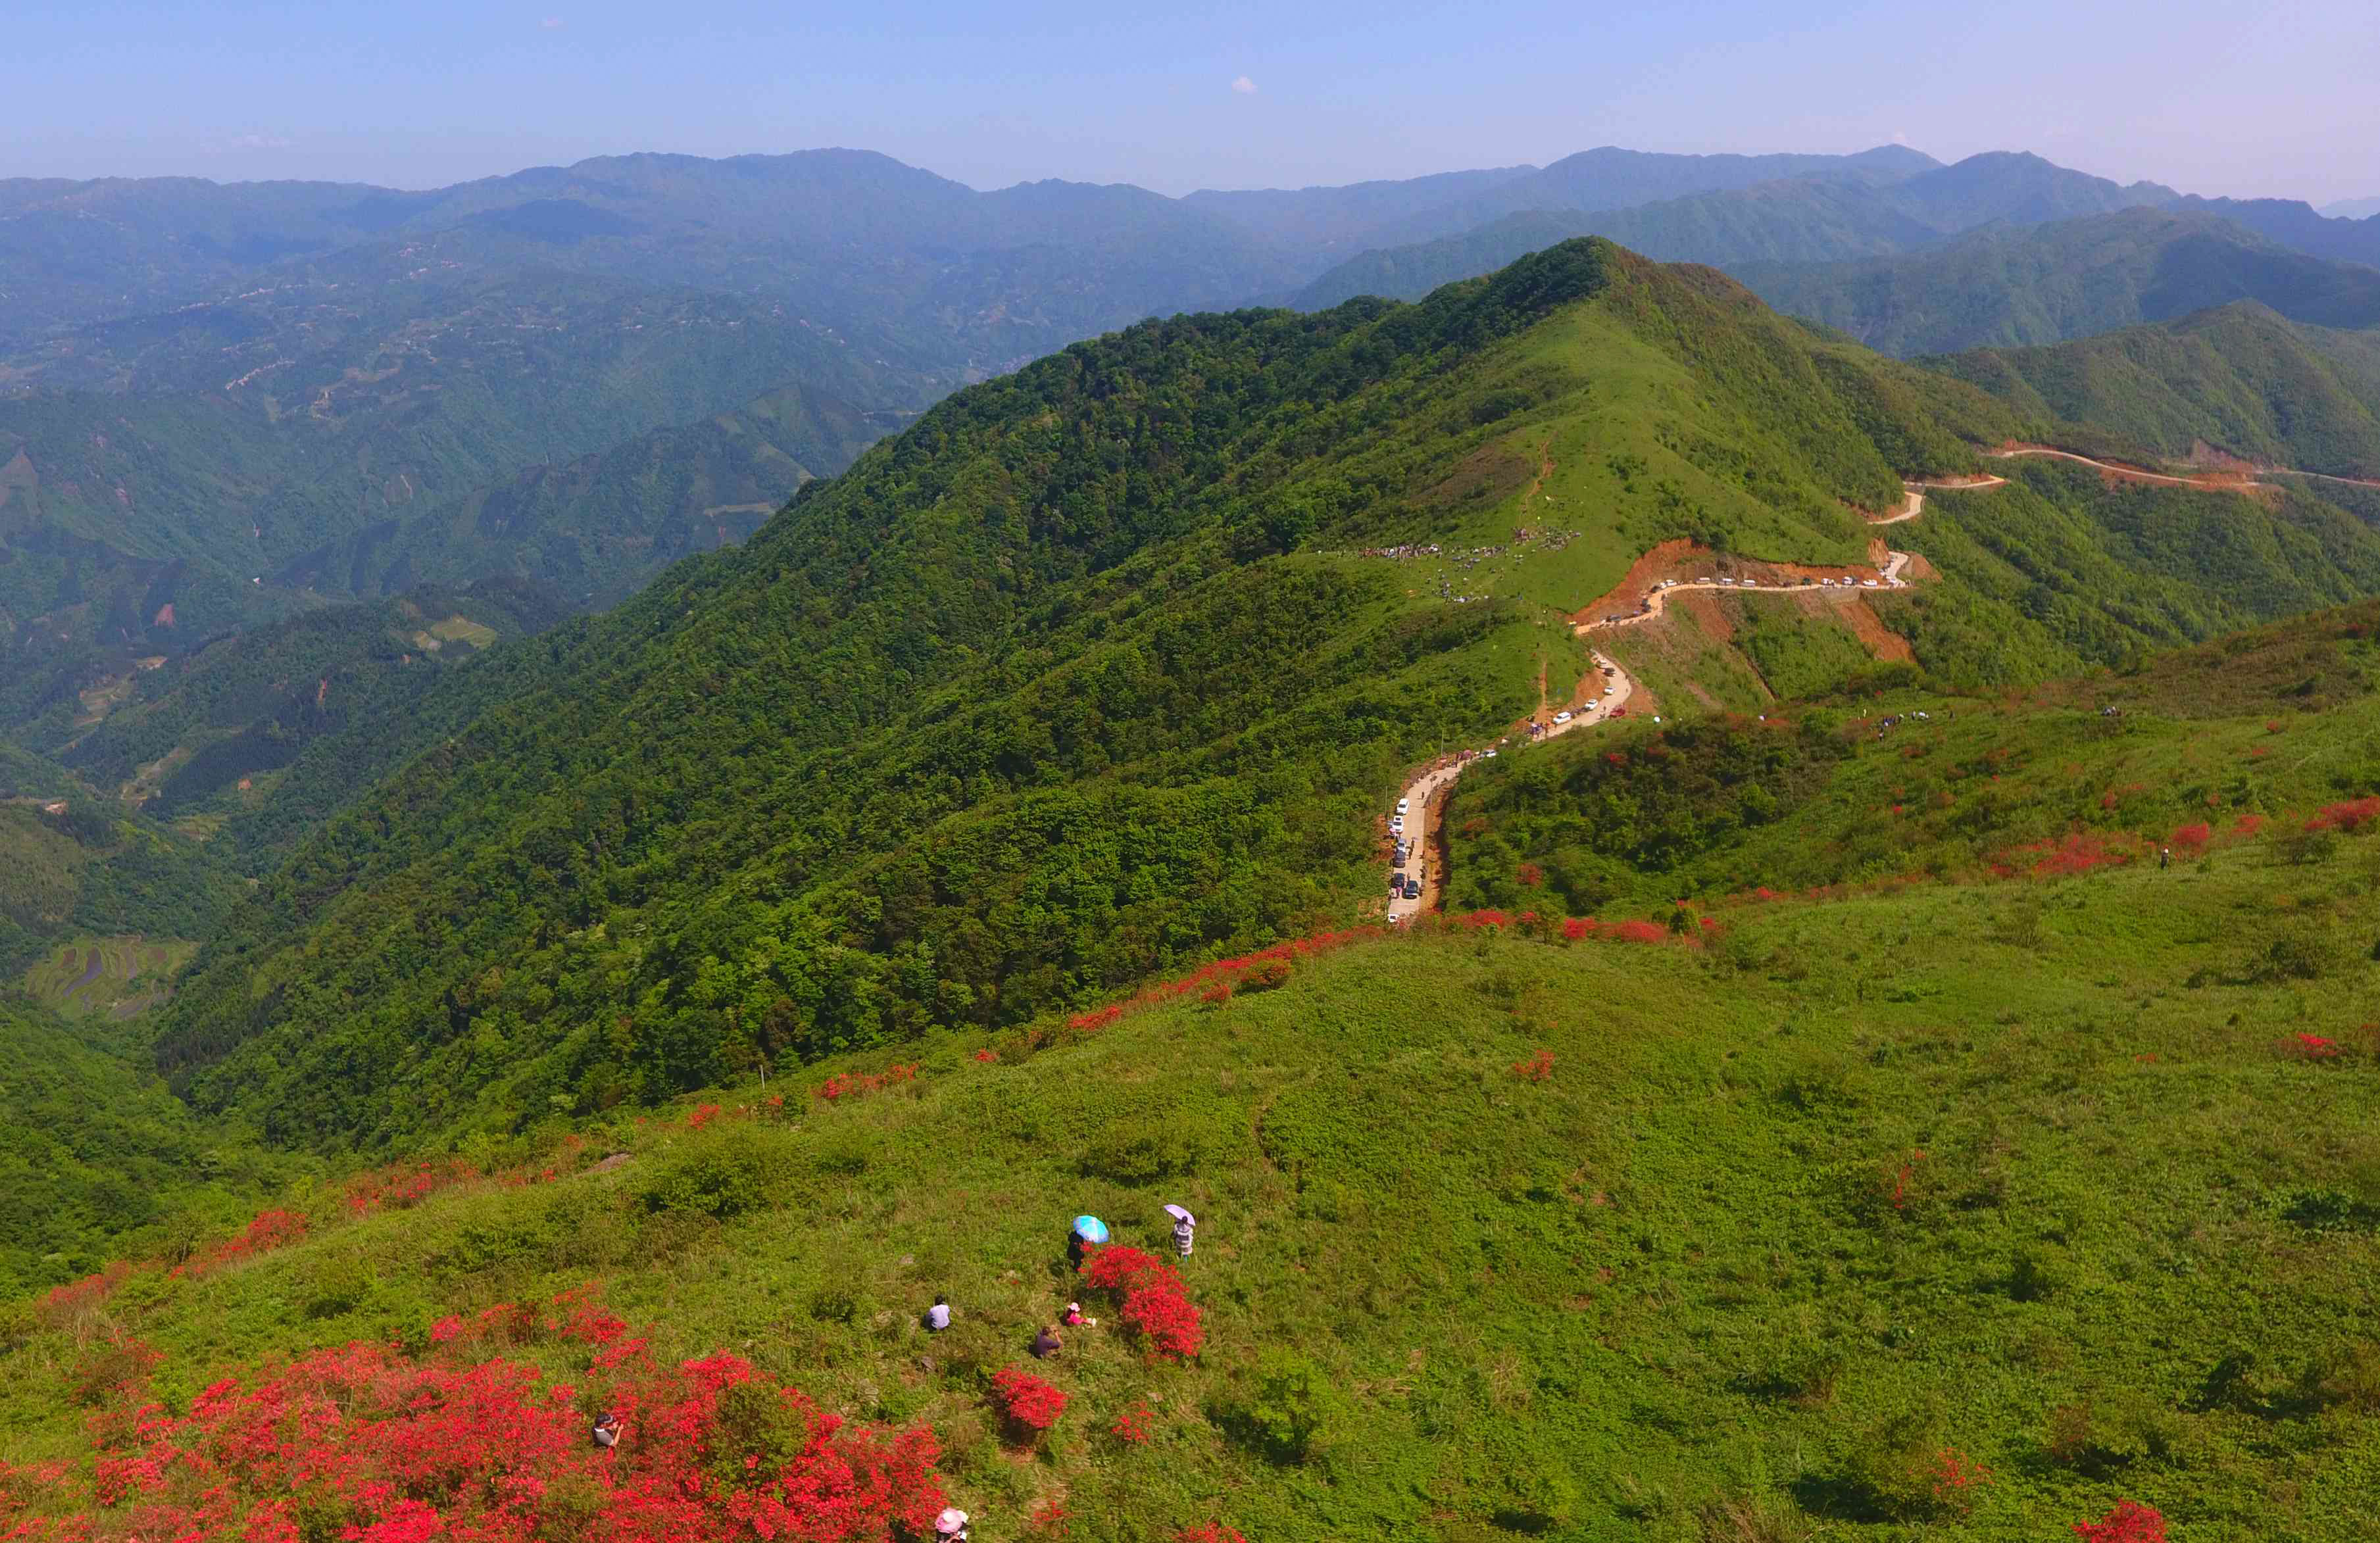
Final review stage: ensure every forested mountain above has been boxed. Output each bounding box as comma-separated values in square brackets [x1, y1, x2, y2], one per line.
[1736, 207, 2380, 356]
[16, 578, 565, 867]
[285, 380, 904, 609]
[0, 996, 284, 1295]
[1292, 152, 2178, 310]
[153, 239, 2033, 1148]
[2325, 195, 2380, 221]
[2167, 195, 2380, 270]
[1345, 143, 1941, 249]
[0, 743, 240, 975]
[0, 272, 931, 686]
[1933, 301, 2380, 479]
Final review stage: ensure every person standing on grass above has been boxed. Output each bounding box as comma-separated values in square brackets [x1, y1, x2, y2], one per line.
[2161, 846, 2172, 869]
[926, 1295, 951, 1332]
[1168, 1204, 1196, 1259]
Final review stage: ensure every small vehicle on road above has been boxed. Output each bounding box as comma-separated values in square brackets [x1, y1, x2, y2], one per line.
[1402, 879, 1421, 900]
[1553, 710, 1572, 724]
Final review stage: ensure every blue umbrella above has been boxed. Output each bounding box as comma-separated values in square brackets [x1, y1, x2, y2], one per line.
[1071, 1215, 1110, 1244]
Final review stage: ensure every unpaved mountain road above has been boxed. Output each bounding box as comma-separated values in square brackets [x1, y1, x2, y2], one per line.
[1375, 440, 2355, 916]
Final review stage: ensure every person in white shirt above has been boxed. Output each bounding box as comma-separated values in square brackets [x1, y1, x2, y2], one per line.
[926, 1295, 951, 1331]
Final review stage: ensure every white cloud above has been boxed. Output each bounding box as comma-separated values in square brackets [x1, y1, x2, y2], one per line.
[541, 15, 564, 28]
[228, 133, 293, 150]
[1231, 75, 1257, 95]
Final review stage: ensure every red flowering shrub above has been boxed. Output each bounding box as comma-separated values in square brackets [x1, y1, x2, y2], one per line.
[1608, 920, 1666, 944]
[1560, 918, 1591, 942]
[1110, 1404, 1154, 1443]
[1029, 1498, 1074, 1536]
[814, 1063, 920, 1101]
[1460, 909, 1512, 931]
[2308, 797, 2380, 832]
[1176, 1526, 1249, 1543]
[2170, 822, 2211, 852]
[1079, 1246, 1203, 1362]
[1516, 862, 1544, 888]
[687, 1102, 722, 1130]
[2073, 1500, 2166, 1542]
[1239, 959, 1292, 992]
[972, 1049, 999, 1063]
[344, 1158, 478, 1216]
[39, 1262, 132, 1328]
[2284, 1033, 2345, 1062]
[989, 1367, 1069, 1433]
[1199, 981, 1233, 1007]
[1122, 1283, 1204, 1361]
[2234, 812, 2267, 837]
[6, 1311, 947, 1542]
[1928, 1448, 1991, 1515]
[1512, 1050, 1554, 1083]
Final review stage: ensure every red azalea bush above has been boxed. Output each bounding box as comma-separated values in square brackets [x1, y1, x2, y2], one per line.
[1512, 1049, 1554, 1083]
[2308, 797, 2380, 833]
[814, 1063, 919, 1101]
[989, 1367, 1070, 1433]
[1176, 1527, 1249, 1543]
[3, 1303, 946, 1543]
[1079, 1247, 1203, 1362]
[1238, 959, 1292, 992]
[2073, 1500, 2166, 1542]
[2169, 822, 2211, 853]
[1109, 1404, 1154, 1443]
[1929, 1448, 1991, 1515]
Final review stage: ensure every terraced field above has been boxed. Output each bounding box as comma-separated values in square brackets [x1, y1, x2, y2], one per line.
[22, 935, 195, 1019]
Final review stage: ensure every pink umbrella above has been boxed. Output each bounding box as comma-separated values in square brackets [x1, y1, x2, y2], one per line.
[1164, 1204, 1194, 1225]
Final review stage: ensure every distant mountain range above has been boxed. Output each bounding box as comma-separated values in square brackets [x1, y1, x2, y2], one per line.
[11, 138, 2380, 764]
[1291, 151, 2185, 310]
[1734, 207, 2380, 357]
[2325, 195, 2380, 222]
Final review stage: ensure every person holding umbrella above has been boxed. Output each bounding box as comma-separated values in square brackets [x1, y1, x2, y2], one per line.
[1068, 1213, 1109, 1267]
[935, 1506, 971, 1540]
[1166, 1204, 1196, 1259]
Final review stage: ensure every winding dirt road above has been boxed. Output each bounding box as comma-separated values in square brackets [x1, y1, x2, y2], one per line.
[1376, 440, 2355, 916]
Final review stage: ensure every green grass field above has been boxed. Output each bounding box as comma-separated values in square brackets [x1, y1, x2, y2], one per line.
[20, 935, 195, 1019]
[11, 818, 2379, 1539]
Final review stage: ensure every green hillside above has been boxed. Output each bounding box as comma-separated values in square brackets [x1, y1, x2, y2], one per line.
[0, 996, 284, 1296]
[16, 579, 565, 870]
[145, 240, 2031, 1151]
[1932, 303, 2380, 478]
[1738, 208, 2380, 358]
[0, 273, 930, 683]
[7, 657, 2380, 1531]
[306, 381, 905, 609]
[0, 743, 240, 977]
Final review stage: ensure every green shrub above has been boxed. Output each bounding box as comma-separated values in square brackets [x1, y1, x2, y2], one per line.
[1223, 1351, 1352, 1467]
[640, 1128, 791, 1218]
[2045, 1390, 2178, 1473]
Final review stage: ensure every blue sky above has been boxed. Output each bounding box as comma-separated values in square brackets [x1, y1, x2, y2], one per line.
[7, 0, 2375, 201]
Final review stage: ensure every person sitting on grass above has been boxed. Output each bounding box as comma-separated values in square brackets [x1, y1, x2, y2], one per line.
[1031, 1325, 1063, 1359]
[926, 1294, 951, 1331]
[1063, 1300, 1090, 1327]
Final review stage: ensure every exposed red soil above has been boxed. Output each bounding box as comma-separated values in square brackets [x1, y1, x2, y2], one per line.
[1567, 540, 1886, 627]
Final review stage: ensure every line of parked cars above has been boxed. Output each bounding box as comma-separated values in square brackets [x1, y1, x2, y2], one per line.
[1389, 796, 1422, 901]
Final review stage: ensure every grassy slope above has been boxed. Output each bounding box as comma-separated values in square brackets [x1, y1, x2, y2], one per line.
[147, 241, 2020, 1150]
[8, 823, 2380, 1537]
[1454, 596, 2380, 917]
